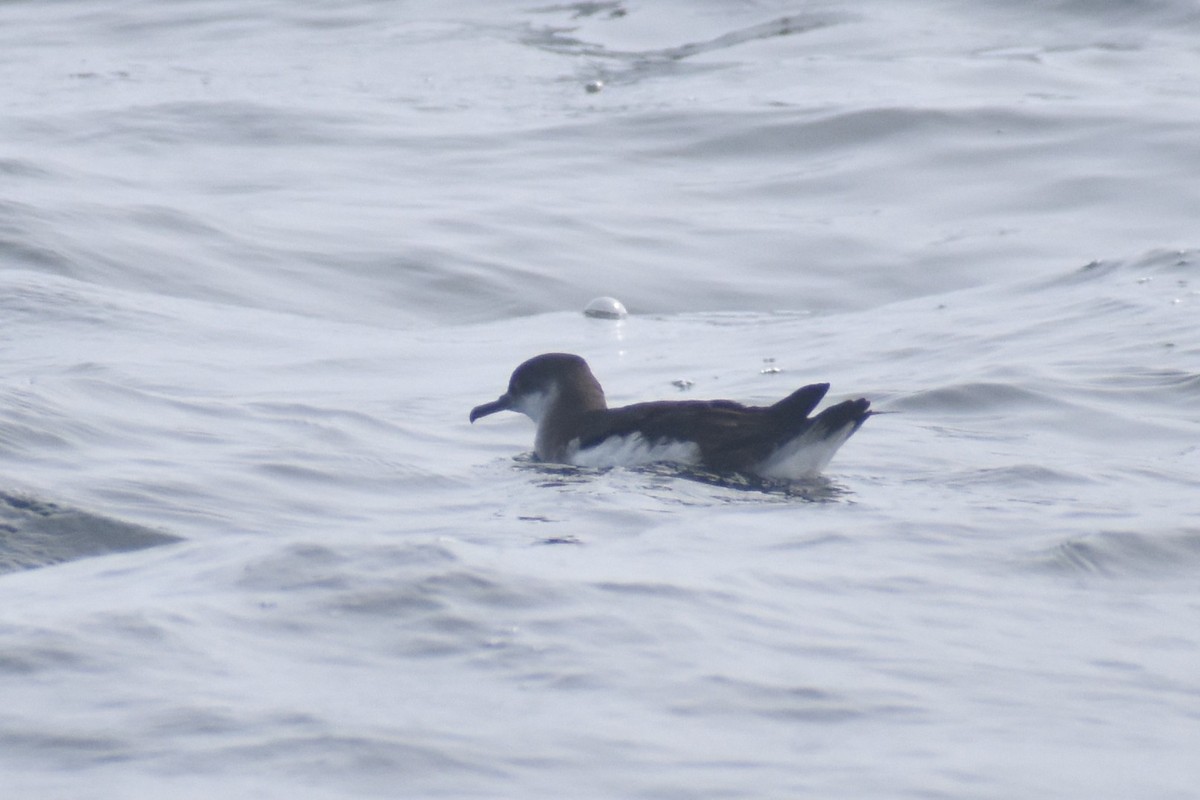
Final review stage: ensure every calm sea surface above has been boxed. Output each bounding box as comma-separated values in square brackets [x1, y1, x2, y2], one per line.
[2, 1, 1198, 797]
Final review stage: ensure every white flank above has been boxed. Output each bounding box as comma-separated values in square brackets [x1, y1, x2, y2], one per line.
[756, 422, 858, 480]
[567, 433, 702, 469]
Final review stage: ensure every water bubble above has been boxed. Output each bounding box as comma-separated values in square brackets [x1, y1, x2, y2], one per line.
[583, 296, 627, 319]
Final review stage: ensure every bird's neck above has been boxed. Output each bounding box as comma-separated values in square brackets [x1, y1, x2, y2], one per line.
[534, 380, 606, 461]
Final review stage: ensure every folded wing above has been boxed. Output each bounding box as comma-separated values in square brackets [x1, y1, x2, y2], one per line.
[573, 382, 866, 474]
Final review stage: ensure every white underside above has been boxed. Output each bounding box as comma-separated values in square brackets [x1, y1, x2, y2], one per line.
[755, 421, 858, 480]
[554, 423, 858, 479]
[566, 433, 702, 469]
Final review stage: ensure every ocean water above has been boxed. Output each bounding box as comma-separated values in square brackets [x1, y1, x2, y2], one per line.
[2, 0, 1199, 797]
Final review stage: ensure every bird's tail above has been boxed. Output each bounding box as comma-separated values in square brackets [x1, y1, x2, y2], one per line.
[756, 396, 872, 479]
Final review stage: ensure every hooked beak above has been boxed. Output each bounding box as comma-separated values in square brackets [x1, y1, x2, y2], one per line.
[469, 393, 512, 423]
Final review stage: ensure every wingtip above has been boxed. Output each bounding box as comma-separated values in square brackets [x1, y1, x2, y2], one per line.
[770, 382, 831, 419]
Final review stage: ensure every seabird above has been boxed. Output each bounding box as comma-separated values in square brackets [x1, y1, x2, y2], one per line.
[470, 353, 871, 479]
